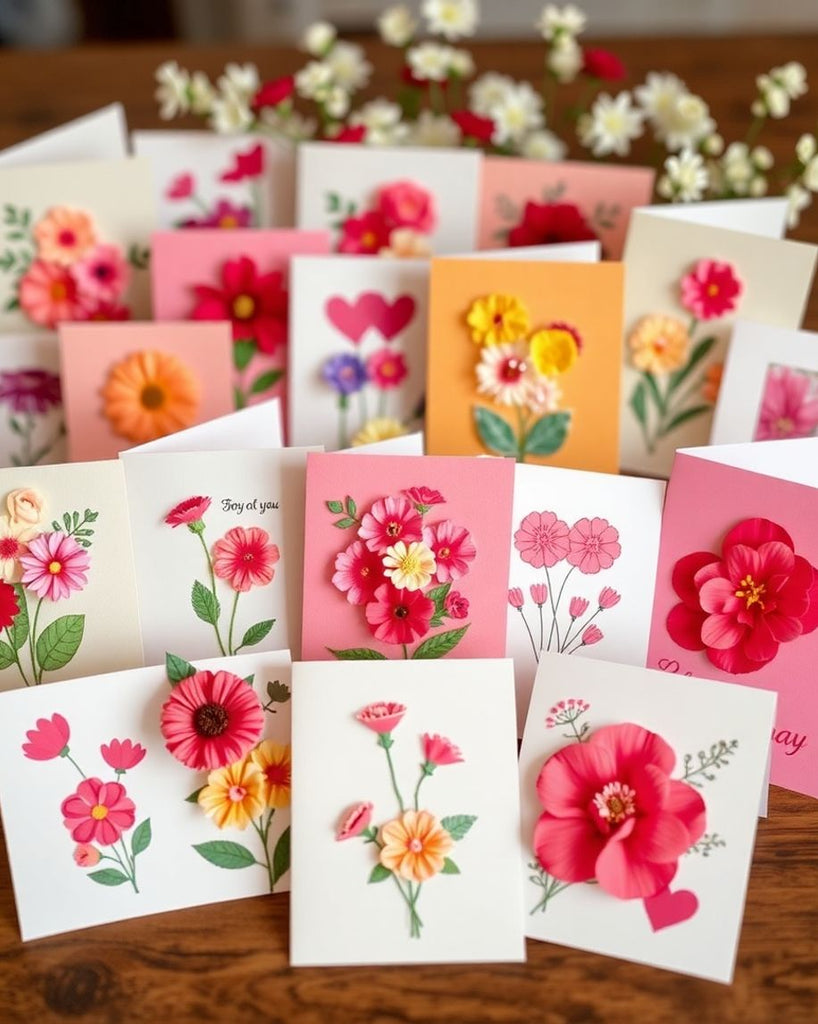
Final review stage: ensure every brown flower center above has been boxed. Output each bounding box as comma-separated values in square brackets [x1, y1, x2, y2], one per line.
[386, 521, 401, 537]
[140, 384, 165, 410]
[735, 574, 766, 610]
[394, 605, 409, 619]
[194, 702, 230, 737]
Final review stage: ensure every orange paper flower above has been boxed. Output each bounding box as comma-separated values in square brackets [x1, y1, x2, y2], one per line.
[250, 741, 292, 808]
[379, 809, 454, 883]
[101, 349, 201, 443]
[198, 758, 266, 830]
[33, 207, 97, 265]
[628, 314, 691, 374]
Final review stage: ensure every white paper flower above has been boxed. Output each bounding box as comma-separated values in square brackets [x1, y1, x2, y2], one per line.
[189, 71, 216, 115]
[326, 41, 372, 92]
[658, 149, 709, 202]
[720, 142, 760, 196]
[547, 34, 582, 83]
[155, 60, 190, 119]
[217, 62, 260, 103]
[489, 81, 544, 145]
[407, 42, 454, 82]
[520, 128, 567, 160]
[325, 86, 350, 119]
[409, 110, 462, 147]
[476, 342, 549, 407]
[351, 98, 410, 146]
[786, 183, 812, 228]
[634, 72, 687, 139]
[422, 0, 479, 41]
[579, 91, 644, 157]
[378, 4, 418, 46]
[302, 20, 336, 57]
[295, 60, 333, 101]
[469, 72, 515, 115]
[536, 3, 586, 40]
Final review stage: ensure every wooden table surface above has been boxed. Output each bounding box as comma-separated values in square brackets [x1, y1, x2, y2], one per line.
[1, 32, 817, 1024]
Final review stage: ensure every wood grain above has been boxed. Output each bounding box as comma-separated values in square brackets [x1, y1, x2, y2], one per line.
[1, 33, 817, 1024]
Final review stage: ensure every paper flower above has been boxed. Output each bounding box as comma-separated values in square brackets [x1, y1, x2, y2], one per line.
[0, 368, 62, 414]
[755, 366, 818, 440]
[628, 315, 691, 374]
[507, 201, 597, 248]
[422, 520, 476, 582]
[359, 495, 423, 554]
[211, 525, 280, 592]
[422, 733, 463, 766]
[365, 583, 435, 644]
[22, 713, 70, 760]
[7, 488, 44, 526]
[366, 348, 408, 389]
[466, 294, 530, 346]
[336, 801, 374, 840]
[322, 353, 368, 396]
[445, 590, 469, 618]
[183, 198, 253, 230]
[18, 260, 86, 328]
[164, 495, 212, 530]
[73, 844, 101, 867]
[71, 244, 131, 302]
[514, 510, 570, 568]
[355, 700, 407, 734]
[332, 539, 387, 604]
[33, 207, 96, 265]
[379, 810, 454, 882]
[566, 517, 622, 574]
[61, 777, 136, 846]
[338, 210, 392, 255]
[197, 758, 266, 829]
[100, 738, 147, 774]
[101, 349, 201, 443]
[19, 532, 90, 601]
[383, 540, 437, 591]
[0, 518, 32, 582]
[475, 341, 538, 406]
[529, 326, 580, 376]
[250, 741, 292, 808]
[680, 259, 743, 320]
[351, 417, 408, 445]
[377, 180, 436, 233]
[0, 579, 19, 626]
[404, 486, 445, 510]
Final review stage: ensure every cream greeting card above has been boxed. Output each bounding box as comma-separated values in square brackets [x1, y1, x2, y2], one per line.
[0, 105, 127, 167]
[122, 399, 284, 455]
[0, 333, 66, 468]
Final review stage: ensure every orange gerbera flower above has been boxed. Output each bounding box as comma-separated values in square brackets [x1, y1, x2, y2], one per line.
[34, 206, 97, 265]
[249, 741, 292, 808]
[198, 758, 266, 830]
[379, 809, 454, 883]
[101, 349, 201, 443]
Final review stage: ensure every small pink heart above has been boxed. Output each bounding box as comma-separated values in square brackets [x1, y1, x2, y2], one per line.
[166, 172, 194, 200]
[373, 294, 416, 340]
[325, 292, 416, 344]
[643, 888, 699, 931]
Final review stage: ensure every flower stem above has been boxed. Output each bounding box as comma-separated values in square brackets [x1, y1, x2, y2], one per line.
[338, 393, 348, 449]
[537, 600, 544, 653]
[515, 405, 529, 463]
[227, 590, 240, 656]
[516, 607, 539, 662]
[561, 605, 601, 654]
[30, 597, 43, 684]
[252, 810, 276, 892]
[63, 752, 87, 778]
[402, 643, 409, 659]
[390, 873, 423, 936]
[4, 626, 31, 686]
[378, 734, 405, 813]
[413, 764, 433, 811]
[544, 567, 560, 652]
[195, 530, 227, 656]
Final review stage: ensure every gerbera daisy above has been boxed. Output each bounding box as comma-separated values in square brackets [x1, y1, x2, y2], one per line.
[332, 539, 386, 604]
[351, 417, 409, 446]
[358, 495, 423, 554]
[379, 809, 454, 882]
[19, 531, 90, 601]
[33, 207, 97, 265]
[365, 582, 434, 645]
[18, 260, 88, 328]
[100, 349, 201, 443]
[475, 341, 538, 406]
[71, 243, 131, 302]
[422, 520, 476, 582]
[197, 758, 266, 829]
[211, 526, 280, 592]
[466, 294, 530, 345]
[250, 741, 292, 808]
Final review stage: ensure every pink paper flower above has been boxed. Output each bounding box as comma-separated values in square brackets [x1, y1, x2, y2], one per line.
[71, 243, 130, 302]
[336, 800, 374, 840]
[212, 526, 280, 592]
[534, 722, 706, 899]
[581, 624, 604, 645]
[355, 701, 407, 734]
[680, 259, 742, 320]
[359, 495, 423, 554]
[61, 777, 136, 846]
[566, 518, 622, 574]
[366, 348, 409, 389]
[508, 587, 524, 609]
[599, 586, 621, 609]
[0, 368, 62, 414]
[377, 181, 436, 233]
[164, 495, 211, 530]
[166, 173, 194, 200]
[755, 367, 818, 441]
[530, 583, 548, 605]
[73, 843, 101, 867]
[422, 733, 463, 766]
[100, 738, 146, 774]
[404, 486, 445, 510]
[338, 210, 392, 255]
[18, 260, 88, 328]
[423, 520, 476, 583]
[332, 539, 387, 605]
[364, 583, 434, 645]
[19, 532, 90, 601]
[22, 713, 70, 760]
[33, 207, 96, 265]
[569, 596, 589, 618]
[514, 511, 570, 569]
[219, 142, 265, 182]
[445, 590, 469, 618]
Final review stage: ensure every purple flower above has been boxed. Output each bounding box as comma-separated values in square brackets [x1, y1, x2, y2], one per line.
[0, 369, 62, 414]
[322, 354, 368, 396]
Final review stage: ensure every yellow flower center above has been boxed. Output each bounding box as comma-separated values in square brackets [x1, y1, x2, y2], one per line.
[776, 417, 794, 434]
[395, 548, 422, 575]
[593, 781, 636, 825]
[362, 231, 377, 249]
[735, 574, 766, 610]
[50, 282, 68, 301]
[438, 546, 450, 559]
[219, 215, 239, 228]
[707, 283, 719, 297]
[228, 785, 247, 803]
[90, 804, 109, 820]
[48, 560, 62, 575]
[232, 294, 255, 320]
[140, 384, 165, 410]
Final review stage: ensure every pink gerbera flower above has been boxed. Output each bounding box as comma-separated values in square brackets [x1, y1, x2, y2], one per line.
[365, 582, 434, 645]
[566, 517, 621, 574]
[366, 348, 408, 390]
[18, 260, 88, 328]
[19, 532, 90, 601]
[754, 366, 818, 441]
[212, 526, 280, 592]
[514, 511, 570, 569]
[164, 495, 212, 530]
[680, 259, 743, 320]
[61, 777, 136, 846]
[71, 243, 131, 302]
[332, 539, 386, 605]
[33, 207, 96, 265]
[423, 520, 476, 583]
[358, 495, 423, 554]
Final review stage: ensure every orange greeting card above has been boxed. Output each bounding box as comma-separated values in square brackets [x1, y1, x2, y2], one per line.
[426, 259, 623, 473]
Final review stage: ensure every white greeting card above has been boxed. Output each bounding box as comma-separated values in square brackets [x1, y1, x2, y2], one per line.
[0, 105, 127, 167]
[520, 653, 775, 983]
[340, 431, 425, 455]
[289, 658, 525, 965]
[0, 333, 66, 468]
[639, 197, 788, 238]
[0, 648, 292, 940]
[121, 399, 284, 455]
[455, 240, 601, 262]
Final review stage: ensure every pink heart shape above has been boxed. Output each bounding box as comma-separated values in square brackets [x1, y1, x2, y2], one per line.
[166, 173, 194, 200]
[325, 292, 416, 344]
[643, 888, 699, 932]
[374, 294, 416, 340]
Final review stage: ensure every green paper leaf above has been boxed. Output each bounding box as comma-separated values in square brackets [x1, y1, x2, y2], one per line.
[192, 840, 256, 869]
[441, 857, 460, 874]
[272, 825, 290, 884]
[249, 369, 283, 395]
[667, 336, 716, 395]
[238, 619, 274, 650]
[166, 651, 197, 685]
[642, 372, 666, 415]
[35, 615, 84, 673]
[4, 296, 19, 312]
[345, 496, 357, 518]
[9, 584, 28, 650]
[326, 499, 344, 513]
[191, 580, 220, 625]
[473, 406, 517, 457]
[659, 404, 712, 437]
[328, 647, 387, 660]
[629, 380, 647, 427]
[88, 868, 130, 886]
[368, 863, 392, 884]
[266, 679, 291, 703]
[426, 582, 451, 610]
[131, 818, 151, 857]
[185, 787, 204, 803]
[440, 814, 477, 840]
[412, 625, 469, 660]
[333, 517, 357, 529]
[233, 338, 256, 371]
[0, 640, 15, 670]
[523, 412, 571, 456]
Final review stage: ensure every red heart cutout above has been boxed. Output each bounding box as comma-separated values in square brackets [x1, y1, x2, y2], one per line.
[325, 292, 416, 344]
[373, 294, 416, 340]
[643, 888, 699, 931]
[166, 173, 194, 200]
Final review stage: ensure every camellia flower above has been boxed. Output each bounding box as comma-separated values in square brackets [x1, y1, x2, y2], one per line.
[33, 207, 97, 265]
[351, 418, 409, 446]
[0, 368, 62, 414]
[680, 259, 742, 320]
[466, 294, 530, 346]
[71, 243, 130, 302]
[569, 596, 589, 618]
[530, 583, 548, 606]
[508, 586, 524, 609]
[212, 525, 280, 592]
[198, 757, 266, 830]
[422, 732, 463, 766]
[534, 722, 706, 899]
[250, 741, 292, 808]
[366, 348, 408, 390]
[73, 843, 101, 867]
[22, 713, 70, 760]
[404, 485, 445, 510]
[628, 314, 691, 374]
[18, 260, 87, 328]
[755, 366, 818, 441]
[567, 517, 622, 574]
[160, 668, 264, 770]
[100, 738, 147, 774]
[598, 586, 621, 609]
[332, 539, 387, 605]
[445, 590, 469, 618]
[359, 495, 423, 554]
[191, 255, 288, 354]
[61, 777, 136, 846]
[507, 201, 597, 248]
[422, 520, 476, 582]
[530, 326, 580, 377]
[0, 578, 19, 626]
[338, 210, 392, 255]
[380, 809, 454, 882]
[101, 349, 201, 443]
[514, 510, 570, 568]
[19, 532, 90, 601]
[377, 181, 437, 233]
[165, 495, 212, 532]
[355, 700, 407, 733]
[0, 516, 35, 583]
[8, 487, 44, 526]
[581, 624, 604, 645]
[336, 800, 374, 840]
[383, 540, 437, 591]
[365, 583, 434, 645]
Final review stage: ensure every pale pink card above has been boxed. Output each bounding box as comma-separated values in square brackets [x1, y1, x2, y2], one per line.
[477, 157, 655, 260]
[59, 321, 234, 461]
[301, 452, 515, 661]
[151, 229, 331, 413]
[646, 443, 818, 799]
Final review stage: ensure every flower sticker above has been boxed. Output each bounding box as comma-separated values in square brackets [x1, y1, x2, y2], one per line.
[754, 364, 818, 441]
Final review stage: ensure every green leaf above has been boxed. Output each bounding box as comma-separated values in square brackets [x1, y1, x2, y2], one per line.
[440, 814, 477, 840]
[166, 651, 198, 685]
[243, 674, 254, 686]
[412, 625, 469, 660]
[9, 584, 28, 650]
[4, 296, 19, 312]
[185, 787, 204, 803]
[35, 615, 84, 673]
[233, 386, 246, 410]
[328, 647, 387, 660]
[233, 338, 256, 371]
[191, 580, 220, 625]
[249, 369, 283, 395]
[0, 640, 16, 670]
[441, 857, 460, 874]
[326, 499, 344, 513]
[272, 825, 290, 884]
[238, 619, 274, 650]
[523, 412, 571, 456]
[131, 819, 151, 857]
[426, 582, 452, 609]
[192, 840, 256, 869]
[667, 336, 716, 395]
[659, 404, 712, 437]
[642, 372, 666, 415]
[266, 679, 291, 703]
[345, 496, 357, 518]
[368, 863, 392, 883]
[629, 380, 647, 427]
[63, 512, 72, 532]
[88, 868, 130, 886]
[333, 517, 357, 529]
[473, 406, 517, 457]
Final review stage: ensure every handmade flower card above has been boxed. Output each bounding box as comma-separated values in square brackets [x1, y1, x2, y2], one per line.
[646, 439, 818, 799]
[507, 463, 665, 733]
[0, 158, 155, 332]
[121, 399, 283, 455]
[59, 322, 235, 461]
[289, 256, 428, 449]
[478, 156, 654, 260]
[341, 431, 424, 456]
[301, 452, 515, 662]
[151, 228, 330, 412]
[295, 142, 481, 256]
[711, 320, 818, 445]
[0, 460, 143, 692]
[461, 240, 601, 262]
[0, 648, 292, 940]
[519, 653, 775, 983]
[0, 333, 66, 468]
[0, 104, 127, 166]
[289, 657, 524, 965]
[132, 131, 295, 229]
[426, 259, 623, 472]
[640, 197, 789, 239]
[121, 446, 314, 666]
[620, 210, 817, 477]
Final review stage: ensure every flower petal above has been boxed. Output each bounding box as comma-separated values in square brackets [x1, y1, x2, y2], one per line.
[627, 810, 692, 863]
[536, 742, 616, 816]
[723, 517, 793, 551]
[665, 780, 706, 843]
[701, 611, 746, 650]
[533, 812, 604, 883]
[666, 601, 707, 650]
[591, 722, 676, 777]
[594, 837, 678, 899]
[671, 551, 718, 605]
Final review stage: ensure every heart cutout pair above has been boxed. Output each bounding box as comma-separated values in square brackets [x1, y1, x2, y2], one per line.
[325, 292, 416, 344]
[643, 887, 699, 931]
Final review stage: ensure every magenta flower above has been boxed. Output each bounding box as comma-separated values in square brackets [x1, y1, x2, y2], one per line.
[165, 495, 211, 530]
[377, 180, 436, 233]
[404, 486, 445, 510]
[508, 587, 524, 609]
[359, 495, 423, 554]
[183, 198, 253, 229]
[754, 366, 818, 441]
[422, 733, 464, 766]
[445, 591, 469, 618]
[599, 586, 621, 609]
[423, 520, 476, 583]
[0, 368, 62, 414]
[569, 596, 589, 618]
[72, 243, 131, 301]
[530, 583, 548, 605]
[366, 348, 409, 390]
[61, 777, 136, 846]
[365, 583, 434, 645]
[100, 738, 146, 774]
[582, 624, 604, 645]
[332, 539, 386, 605]
[19, 532, 90, 601]
[355, 701, 407, 734]
[336, 801, 374, 840]
[680, 259, 742, 320]
[22, 713, 70, 760]
[566, 518, 621, 574]
[514, 511, 570, 569]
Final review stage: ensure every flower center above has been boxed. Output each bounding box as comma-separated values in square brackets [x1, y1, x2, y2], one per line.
[735, 574, 766, 610]
[140, 384, 165, 410]
[593, 781, 636, 825]
[242, 551, 256, 562]
[265, 762, 290, 787]
[0, 537, 19, 558]
[93, 263, 114, 282]
[361, 231, 377, 250]
[232, 294, 255, 319]
[50, 282, 68, 302]
[395, 549, 421, 574]
[438, 545, 451, 559]
[775, 417, 794, 435]
[220, 215, 239, 228]
[360, 566, 370, 577]
[385, 521, 401, 537]
[228, 784, 247, 803]
[193, 702, 230, 737]
[492, 312, 504, 326]
[501, 356, 527, 383]
[90, 803, 109, 820]
[48, 560, 62, 575]
[408, 837, 424, 853]
[394, 604, 409, 619]
[58, 229, 76, 247]
[707, 283, 719, 297]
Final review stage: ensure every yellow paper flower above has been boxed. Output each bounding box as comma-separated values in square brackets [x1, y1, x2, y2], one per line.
[101, 349, 201, 443]
[529, 327, 579, 376]
[383, 540, 437, 591]
[628, 315, 691, 374]
[197, 758, 266, 830]
[379, 809, 454, 883]
[33, 206, 97, 265]
[351, 417, 408, 446]
[249, 741, 292, 809]
[466, 294, 530, 345]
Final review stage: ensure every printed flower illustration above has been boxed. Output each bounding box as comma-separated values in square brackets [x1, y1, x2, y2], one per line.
[22, 713, 70, 760]
[327, 179, 437, 257]
[514, 511, 570, 568]
[101, 738, 147, 775]
[100, 349, 201, 444]
[62, 777, 137, 845]
[166, 145, 266, 230]
[754, 365, 818, 441]
[666, 517, 818, 674]
[0, 368, 65, 467]
[505, 200, 599, 248]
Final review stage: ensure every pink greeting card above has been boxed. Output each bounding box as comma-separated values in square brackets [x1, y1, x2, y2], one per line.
[301, 453, 515, 661]
[646, 440, 818, 799]
[151, 229, 330, 413]
[59, 322, 235, 461]
[478, 157, 654, 260]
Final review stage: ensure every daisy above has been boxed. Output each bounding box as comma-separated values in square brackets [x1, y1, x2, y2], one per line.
[658, 149, 709, 202]
[489, 81, 544, 145]
[19, 531, 90, 601]
[406, 42, 454, 82]
[475, 341, 537, 405]
[469, 72, 514, 116]
[100, 350, 201, 443]
[382, 540, 437, 591]
[378, 5, 417, 47]
[325, 41, 372, 92]
[155, 60, 191, 119]
[579, 91, 644, 157]
[421, 0, 478, 41]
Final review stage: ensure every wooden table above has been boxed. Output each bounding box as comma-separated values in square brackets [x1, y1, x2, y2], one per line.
[1, 33, 817, 1024]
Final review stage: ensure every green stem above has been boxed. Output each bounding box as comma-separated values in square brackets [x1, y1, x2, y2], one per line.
[227, 590, 240, 656]
[744, 113, 766, 147]
[413, 765, 433, 811]
[561, 605, 600, 653]
[109, 840, 138, 894]
[4, 625, 31, 686]
[29, 597, 43, 684]
[195, 530, 226, 656]
[63, 752, 87, 778]
[252, 811, 276, 892]
[402, 643, 409, 659]
[390, 872, 423, 936]
[379, 735, 405, 813]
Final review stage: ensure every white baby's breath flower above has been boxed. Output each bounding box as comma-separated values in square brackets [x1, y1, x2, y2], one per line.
[748, 176, 768, 197]
[351, 98, 410, 146]
[520, 128, 567, 160]
[302, 20, 336, 57]
[756, 75, 790, 118]
[786, 182, 812, 228]
[449, 48, 475, 78]
[407, 41, 453, 82]
[325, 86, 350, 120]
[702, 132, 724, 156]
[326, 41, 372, 92]
[489, 81, 544, 145]
[803, 155, 818, 192]
[260, 108, 317, 141]
[547, 34, 582, 84]
[579, 91, 644, 157]
[660, 148, 709, 202]
[378, 4, 417, 46]
[209, 91, 254, 134]
[777, 61, 807, 99]
[662, 94, 715, 151]
[422, 0, 479, 41]
[536, 3, 586, 40]
[295, 61, 333, 101]
[469, 72, 514, 115]
[155, 60, 190, 119]
[409, 110, 461, 147]
[634, 71, 687, 138]
[796, 133, 817, 164]
[752, 145, 773, 171]
[720, 141, 754, 195]
[218, 62, 260, 103]
[189, 71, 216, 115]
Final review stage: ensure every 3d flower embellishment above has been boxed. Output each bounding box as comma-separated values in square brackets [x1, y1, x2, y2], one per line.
[754, 366, 818, 441]
[466, 294, 531, 346]
[628, 315, 691, 374]
[506, 200, 598, 248]
[680, 259, 743, 320]
[101, 349, 201, 444]
[330, 179, 437, 257]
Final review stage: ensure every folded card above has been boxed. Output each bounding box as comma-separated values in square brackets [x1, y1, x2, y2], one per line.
[639, 197, 789, 238]
[122, 399, 283, 455]
[426, 259, 623, 473]
[301, 452, 514, 661]
[290, 657, 524, 965]
[0, 333, 66, 468]
[0, 460, 143, 692]
[340, 431, 424, 456]
[519, 653, 775, 983]
[0, 648, 292, 940]
[0, 105, 127, 166]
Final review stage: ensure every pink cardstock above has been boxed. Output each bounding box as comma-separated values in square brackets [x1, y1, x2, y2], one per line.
[301, 452, 515, 661]
[477, 157, 655, 260]
[647, 451, 818, 798]
[59, 321, 235, 461]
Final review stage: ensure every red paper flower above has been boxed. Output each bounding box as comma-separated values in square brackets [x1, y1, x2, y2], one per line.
[422, 733, 463, 766]
[404, 486, 445, 509]
[0, 579, 19, 628]
[212, 525, 280, 592]
[566, 517, 622, 574]
[514, 511, 570, 568]
[18, 260, 88, 328]
[220, 143, 265, 183]
[165, 495, 212, 529]
[445, 590, 469, 618]
[451, 109, 496, 143]
[507, 201, 598, 248]
[365, 583, 434, 645]
[582, 48, 627, 81]
[251, 76, 295, 110]
[22, 713, 70, 760]
[423, 520, 476, 583]
[680, 259, 742, 320]
[327, 124, 367, 144]
[100, 738, 146, 773]
[338, 210, 392, 255]
[355, 700, 407, 734]
[377, 181, 436, 233]
[336, 800, 374, 840]
[61, 777, 136, 846]
[366, 348, 408, 390]
[359, 495, 423, 554]
[332, 539, 386, 605]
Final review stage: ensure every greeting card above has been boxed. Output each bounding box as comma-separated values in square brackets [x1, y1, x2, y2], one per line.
[121, 446, 314, 666]
[639, 197, 789, 238]
[460, 240, 600, 262]
[519, 653, 775, 982]
[0, 333, 66, 467]
[289, 658, 524, 965]
[122, 399, 283, 455]
[620, 211, 817, 477]
[132, 131, 295, 229]
[151, 228, 330, 411]
[426, 260, 623, 472]
[0, 460, 143, 692]
[295, 142, 480, 256]
[478, 156, 654, 259]
[0, 158, 155, 332]
[507, 464, 665, 732]
[0, 105, 127, 166]
[341, 431, 424, 456]
[0, 648, 292, 940]
[302, 452, 515, 662]
[59, 322, 235, 461]
[711, 320, 818, 445]
[646, 439, 818, 798]
[289, 256, 428, 449]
